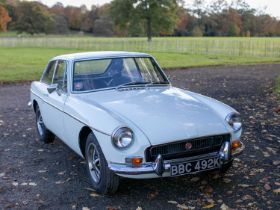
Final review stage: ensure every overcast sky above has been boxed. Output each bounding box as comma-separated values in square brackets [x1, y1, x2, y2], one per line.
[37, 0, 280, 18]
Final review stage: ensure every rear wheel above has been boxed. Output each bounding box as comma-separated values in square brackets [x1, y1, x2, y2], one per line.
[85, 133, 119, 194]
[35, 104, 55, 143]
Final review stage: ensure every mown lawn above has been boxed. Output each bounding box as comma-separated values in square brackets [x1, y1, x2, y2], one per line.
[1, 47, 280, 82]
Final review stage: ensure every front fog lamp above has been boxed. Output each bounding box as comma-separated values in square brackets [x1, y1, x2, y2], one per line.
[226, 112, 242, 132]
[112, 127, 133, 149]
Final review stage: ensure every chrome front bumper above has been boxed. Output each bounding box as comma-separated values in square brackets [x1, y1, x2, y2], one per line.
[108, 141, 245, 176]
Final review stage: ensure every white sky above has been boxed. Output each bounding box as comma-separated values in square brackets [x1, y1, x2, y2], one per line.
[37, 0, 280, 18]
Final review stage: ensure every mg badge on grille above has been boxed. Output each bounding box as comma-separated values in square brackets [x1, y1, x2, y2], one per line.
[185, 142, 192, 150]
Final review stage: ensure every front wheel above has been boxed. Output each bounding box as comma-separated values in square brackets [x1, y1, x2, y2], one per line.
[35, 104, 55, 143]
[85, 133, 119, 194]
[220, 160, 233, 174]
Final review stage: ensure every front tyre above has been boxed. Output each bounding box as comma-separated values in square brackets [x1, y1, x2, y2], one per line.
[35, 104, 55, 143]
[220, 160, 233, 174]
[85, 133, 119, 194]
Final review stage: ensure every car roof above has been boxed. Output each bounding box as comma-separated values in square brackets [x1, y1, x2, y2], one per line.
[52, 51, 152, 61]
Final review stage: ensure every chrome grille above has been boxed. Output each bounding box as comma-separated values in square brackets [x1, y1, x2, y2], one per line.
[145, 134, 230, 162]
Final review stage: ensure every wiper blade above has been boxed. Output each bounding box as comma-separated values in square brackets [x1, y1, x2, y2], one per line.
[146, 81, 169, 85]
[116, 81, 150, 89]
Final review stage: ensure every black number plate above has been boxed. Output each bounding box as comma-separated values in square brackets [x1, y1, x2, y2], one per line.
[170, 157, 221, 176]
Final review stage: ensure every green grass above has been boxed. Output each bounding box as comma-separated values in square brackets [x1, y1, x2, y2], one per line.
[1, 36, 280, 82]
[1, 36, 280, 57]
[0, 47, 280, 82]
[0, 31, 18, 37]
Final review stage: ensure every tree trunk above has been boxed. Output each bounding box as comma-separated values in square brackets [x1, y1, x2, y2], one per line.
[146, 17, 152, 42]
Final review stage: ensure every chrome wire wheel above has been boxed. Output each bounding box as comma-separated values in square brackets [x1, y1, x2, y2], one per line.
[36, 109, 44, 137]
[87, 143, 101, 183]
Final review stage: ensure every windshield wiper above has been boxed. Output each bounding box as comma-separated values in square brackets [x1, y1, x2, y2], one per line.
[151, 81, 169, 84]
[116, 81, 150, 89]
[145, 81, 170, 86]
[116, 81, 169, 90]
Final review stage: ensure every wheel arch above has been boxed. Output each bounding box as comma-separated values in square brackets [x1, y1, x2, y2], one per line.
[33, 100, 38, 112]
[79, 126, 94, 158]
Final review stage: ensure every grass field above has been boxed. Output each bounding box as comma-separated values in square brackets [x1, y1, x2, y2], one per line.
[1, 47, 280, 82]
[1, 37, 280, 57]
[0, 36, 280, 82]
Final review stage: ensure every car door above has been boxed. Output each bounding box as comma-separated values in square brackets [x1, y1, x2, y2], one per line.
[40, 60, 68, 140]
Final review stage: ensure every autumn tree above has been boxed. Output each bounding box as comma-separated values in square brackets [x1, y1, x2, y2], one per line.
[64, 5, 88, 31]
[49, 2, 69, 34]
[0, 5, 11, 32]
[92, 4, 114, 36]
[81, 5, 99, 32]
[110, 0, 179, 41]
[14, 2, 53, 34]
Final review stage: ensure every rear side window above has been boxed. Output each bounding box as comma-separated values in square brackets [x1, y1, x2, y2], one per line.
[41, 61, 56, 84]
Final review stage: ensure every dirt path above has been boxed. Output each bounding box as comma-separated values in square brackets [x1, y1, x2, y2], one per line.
[0, 64, 279, 210]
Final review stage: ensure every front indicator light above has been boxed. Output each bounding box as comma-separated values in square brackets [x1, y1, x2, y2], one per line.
[125, 157, 143, 167]
[231, 140, 242, 152]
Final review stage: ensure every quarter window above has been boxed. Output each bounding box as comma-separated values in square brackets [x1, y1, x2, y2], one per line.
[53, 60, 67, 92]
[41, 61, 56, 84]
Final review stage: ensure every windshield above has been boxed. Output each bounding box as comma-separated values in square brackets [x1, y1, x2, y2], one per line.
[72, 57, 169, 92]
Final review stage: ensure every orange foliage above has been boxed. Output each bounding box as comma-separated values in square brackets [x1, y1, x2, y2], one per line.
[0, 5, 11, 32]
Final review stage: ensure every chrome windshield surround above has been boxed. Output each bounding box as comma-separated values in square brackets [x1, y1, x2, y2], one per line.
[71, 56, 170, 94]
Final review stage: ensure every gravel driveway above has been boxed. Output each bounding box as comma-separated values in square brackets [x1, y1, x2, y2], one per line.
[0, 64, 279, 210]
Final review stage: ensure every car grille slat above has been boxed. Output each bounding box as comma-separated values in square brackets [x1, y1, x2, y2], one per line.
[145, 134, 230, 162]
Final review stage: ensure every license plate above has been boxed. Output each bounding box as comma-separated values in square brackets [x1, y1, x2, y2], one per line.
[170, 157, 221, 176]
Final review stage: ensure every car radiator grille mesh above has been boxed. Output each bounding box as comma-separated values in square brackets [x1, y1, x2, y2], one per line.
[145, 134, 230, 162]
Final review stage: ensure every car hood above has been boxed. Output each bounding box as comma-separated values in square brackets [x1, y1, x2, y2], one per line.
[77, 87, 229, 145]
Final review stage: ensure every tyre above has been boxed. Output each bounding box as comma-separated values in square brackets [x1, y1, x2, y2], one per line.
[220, 160, 233, 174]
[35, 104, 55, 143]
[85, 132, 120, 194]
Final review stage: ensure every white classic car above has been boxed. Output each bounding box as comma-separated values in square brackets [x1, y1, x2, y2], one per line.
[29, 51, 244, 194]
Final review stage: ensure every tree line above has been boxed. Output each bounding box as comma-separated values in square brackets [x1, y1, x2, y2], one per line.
[0, 0, 280, 41]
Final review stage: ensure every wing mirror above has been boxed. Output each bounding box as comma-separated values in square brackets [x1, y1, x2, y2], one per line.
[47, 84, 58, 94]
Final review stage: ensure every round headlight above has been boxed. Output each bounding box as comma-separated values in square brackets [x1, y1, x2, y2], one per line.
[112, 127, 134, 149]
[225, 112, 242, 132]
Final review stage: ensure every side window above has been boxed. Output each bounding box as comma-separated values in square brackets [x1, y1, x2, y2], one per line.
[53, 60, 67, 92]
[122, 58, 142, 80]
[135, 58, 158, 82]
[41, 61, 56, 84]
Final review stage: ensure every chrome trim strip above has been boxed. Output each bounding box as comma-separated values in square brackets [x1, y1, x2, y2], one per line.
[30, 90, 111, 136]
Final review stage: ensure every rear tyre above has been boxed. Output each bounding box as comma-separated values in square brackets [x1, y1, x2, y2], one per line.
[85, 132, 119, 194]
[35, 104, 55, 143]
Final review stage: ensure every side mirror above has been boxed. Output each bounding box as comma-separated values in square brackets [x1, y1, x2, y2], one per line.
[47, 84, 58, 94]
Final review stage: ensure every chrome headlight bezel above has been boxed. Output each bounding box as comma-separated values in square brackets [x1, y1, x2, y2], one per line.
[225, 112, 242, 132]
[111, 127, 134, 149]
